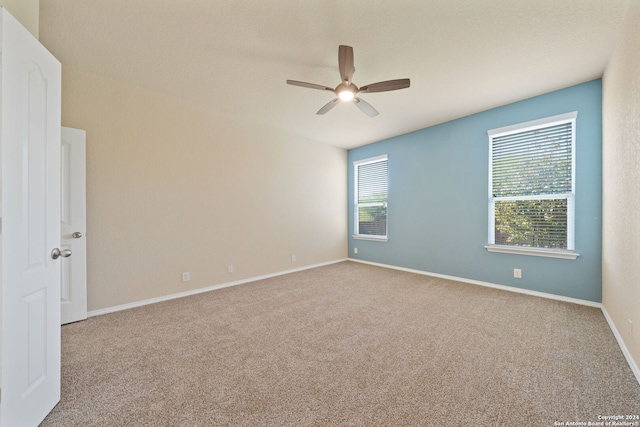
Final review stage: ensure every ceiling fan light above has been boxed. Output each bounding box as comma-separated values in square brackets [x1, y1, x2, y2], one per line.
[338, 89, 355, 101]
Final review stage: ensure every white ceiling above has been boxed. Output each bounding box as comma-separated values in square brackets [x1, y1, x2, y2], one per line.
[39, 0, 631, 149]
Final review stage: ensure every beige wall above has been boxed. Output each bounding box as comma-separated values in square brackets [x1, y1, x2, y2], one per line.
[58, 65, 347, 311]
[1, 0, 39, 38]
[602, 2, 640, 374]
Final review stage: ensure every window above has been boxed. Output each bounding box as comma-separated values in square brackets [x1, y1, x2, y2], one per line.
[486, 112, 578, 259]
[354, 155, 388, 241]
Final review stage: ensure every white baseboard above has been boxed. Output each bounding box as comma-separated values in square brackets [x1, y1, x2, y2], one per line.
[601, 305, 640, 386]
[348, 258, 601, 307]
[88, 259, 348, 318]
[348, 258, 640, 386]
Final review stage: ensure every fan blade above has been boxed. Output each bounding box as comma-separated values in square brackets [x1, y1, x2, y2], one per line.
[286, 80, 334, 92]
[359, 78, 410, 93]
[316, 98, 340, 115]
[338, 45, 355, 85]
[353, 97, 379, 117]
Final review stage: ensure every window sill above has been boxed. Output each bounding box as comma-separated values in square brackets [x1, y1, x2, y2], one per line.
[353, 235, 388, 242]
[485, 245, 579, 260]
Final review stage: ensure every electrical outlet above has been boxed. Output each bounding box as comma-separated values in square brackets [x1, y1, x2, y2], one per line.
[354, 248, 358, 254]
[228, 265, 234, 273]
[514, 268, 522, 279]
[628, 319, 633, 338]
[292, 255, 297, 263]
[182, 272, 190, 282]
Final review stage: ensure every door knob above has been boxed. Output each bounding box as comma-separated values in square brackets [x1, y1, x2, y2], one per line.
[51, 248, 72, 260]
[72, 232, 83, 239]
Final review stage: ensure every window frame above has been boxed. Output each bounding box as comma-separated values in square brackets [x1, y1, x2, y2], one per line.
[353, 154, 389, 242]
[485, 112, 579, 260]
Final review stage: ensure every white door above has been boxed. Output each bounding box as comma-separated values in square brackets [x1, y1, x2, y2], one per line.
[61, 127, 87, 325]
[0, 8, 63, 427]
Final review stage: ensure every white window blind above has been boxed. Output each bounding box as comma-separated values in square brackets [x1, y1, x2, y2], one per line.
[354, 155, 388, 239]
[488, 113, 576, 255]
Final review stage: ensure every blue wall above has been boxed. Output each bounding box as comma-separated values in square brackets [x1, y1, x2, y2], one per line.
[348, 80, 603, 302]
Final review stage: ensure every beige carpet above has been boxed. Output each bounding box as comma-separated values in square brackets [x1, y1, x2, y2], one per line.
[41, 261, 640, 426]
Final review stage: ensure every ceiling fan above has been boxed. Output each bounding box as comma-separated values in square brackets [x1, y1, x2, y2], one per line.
[286, 45, 410, 117]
